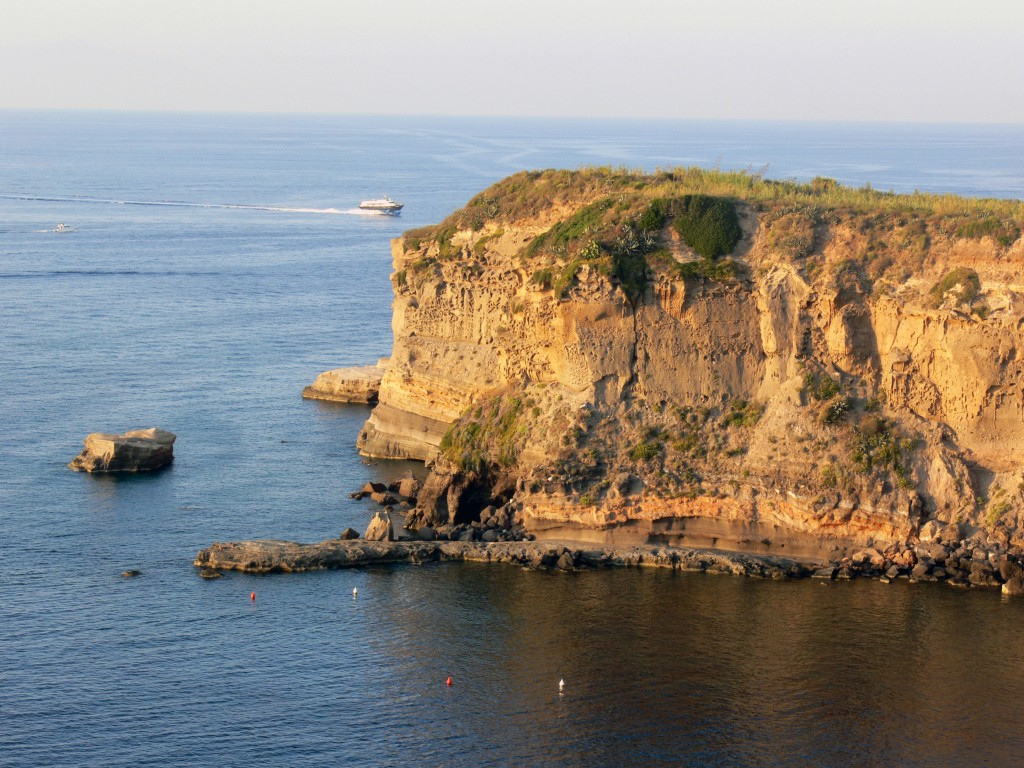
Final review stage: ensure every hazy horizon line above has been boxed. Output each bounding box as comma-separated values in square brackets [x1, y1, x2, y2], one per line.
[1, 107, 1022, 128]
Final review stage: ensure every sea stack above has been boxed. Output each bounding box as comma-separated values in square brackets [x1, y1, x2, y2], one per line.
[68, 427, 176, 473]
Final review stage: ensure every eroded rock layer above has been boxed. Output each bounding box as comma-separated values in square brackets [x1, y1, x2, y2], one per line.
[356, 168, 1024, 557]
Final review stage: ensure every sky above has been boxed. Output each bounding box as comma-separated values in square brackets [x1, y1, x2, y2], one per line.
[2, 0, 1022, 122]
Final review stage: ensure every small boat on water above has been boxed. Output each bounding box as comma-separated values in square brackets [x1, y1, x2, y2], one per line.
[54, 223, 74, 233]
[359, 196, 403, 213]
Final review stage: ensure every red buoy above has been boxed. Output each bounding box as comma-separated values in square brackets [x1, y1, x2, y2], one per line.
[446, 676, 452, 687]
[250, 591, 256, 602]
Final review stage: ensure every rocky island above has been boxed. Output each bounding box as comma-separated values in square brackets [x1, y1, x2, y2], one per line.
[204, 167, 1024, 590]
[69, 427, 176, 473]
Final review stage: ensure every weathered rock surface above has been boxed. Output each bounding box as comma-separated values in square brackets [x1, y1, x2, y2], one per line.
[364, 510, 394, 541]
[302, 360, 388, 404]
[69, 427, 175, 473]
[348, 169, 1024, 560]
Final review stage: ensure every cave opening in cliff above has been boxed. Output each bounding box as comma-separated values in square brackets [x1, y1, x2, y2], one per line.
[452, 480, 493, 525]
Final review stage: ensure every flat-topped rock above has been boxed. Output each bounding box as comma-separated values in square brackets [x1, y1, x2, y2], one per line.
[69, 427, 176, 473]
[302, 359, 389, 404]
[194, 537, 809, 577]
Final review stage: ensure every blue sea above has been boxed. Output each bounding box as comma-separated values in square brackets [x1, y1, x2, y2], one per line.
[2, 112, 1024, 767]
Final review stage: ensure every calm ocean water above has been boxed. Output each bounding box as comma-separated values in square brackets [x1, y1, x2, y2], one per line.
[2, 112, 1024, 767]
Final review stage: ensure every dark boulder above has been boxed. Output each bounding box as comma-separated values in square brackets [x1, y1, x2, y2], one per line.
[999, 556, 1024, 583]
[398, 476, 422, 500]
[556, 551, 576, 571]
[968, 562, 999, 587]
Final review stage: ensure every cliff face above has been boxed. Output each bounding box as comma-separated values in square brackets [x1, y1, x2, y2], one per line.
[357, 168, 1024, 559]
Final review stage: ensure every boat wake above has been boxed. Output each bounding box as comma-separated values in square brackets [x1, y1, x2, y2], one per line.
[1, 194, 391, 216]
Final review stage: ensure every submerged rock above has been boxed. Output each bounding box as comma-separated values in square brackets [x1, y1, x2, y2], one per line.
[69, 427, 175, 473]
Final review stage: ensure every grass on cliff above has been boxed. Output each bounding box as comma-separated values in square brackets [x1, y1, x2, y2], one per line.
[929, 267, 981, 308]
[401, 166, 1023, 304]
[410, 166, 1024, 243]
[439, 394, 527, 474]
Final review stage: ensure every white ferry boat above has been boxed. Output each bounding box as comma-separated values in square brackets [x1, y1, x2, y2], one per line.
[359, 196, 404, 213]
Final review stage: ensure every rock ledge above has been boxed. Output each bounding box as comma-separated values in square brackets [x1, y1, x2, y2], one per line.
[302, 360, 388, 404]
[194, 537, 807, 578]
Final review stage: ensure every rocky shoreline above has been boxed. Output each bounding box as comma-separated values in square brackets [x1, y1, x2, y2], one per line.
[194, 538, 809, 577]
[193, 523, 1024, 595]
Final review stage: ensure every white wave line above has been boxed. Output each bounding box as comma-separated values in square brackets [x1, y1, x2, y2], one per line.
[0, 193, 386, 215]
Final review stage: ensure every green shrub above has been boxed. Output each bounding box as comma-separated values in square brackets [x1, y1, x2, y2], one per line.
[672, 194, 742, 258]
[803, 372, 841, 401]
[929, 267, 980, 307]
[439, 393, 527, 472]
[473, 229, 505, 255]
[851, 422, 914, 483]
[553, 260, 581, 299]
[612, 251, 648, 303]
[956, 216, 1020, 247]
[629, 440, 663, 461]
[435, 224, 459, 259]
[637, 198, 671, 232]
[672, 431, 700, 454]
[820, 464, 837, 488]
[532, 268, 553, 290]
[525, 198, 614, 258]
[721, 399, 764, 428]
[673, 257, 743, 282]
[987, 499, 1011, 527]
[819, 396, 850, 425]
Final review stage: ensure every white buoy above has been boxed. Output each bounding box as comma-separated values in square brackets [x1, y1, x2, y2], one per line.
[353, 587, 358, 598]
[559, 678, 565, 692]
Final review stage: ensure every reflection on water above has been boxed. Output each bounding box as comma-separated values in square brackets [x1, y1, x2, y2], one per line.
[367, 565, 1024, 767]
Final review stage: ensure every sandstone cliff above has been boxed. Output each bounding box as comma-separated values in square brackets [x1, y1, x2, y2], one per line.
[356, 168, 1024, 559]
